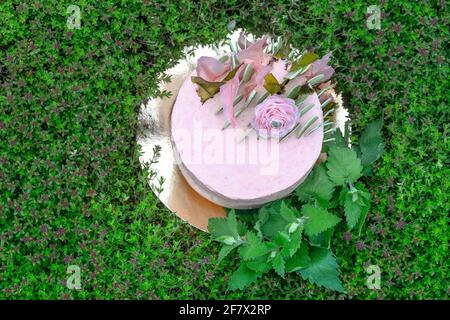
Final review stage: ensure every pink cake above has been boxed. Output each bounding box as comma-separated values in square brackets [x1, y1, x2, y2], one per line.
[171, 36, 333, 209]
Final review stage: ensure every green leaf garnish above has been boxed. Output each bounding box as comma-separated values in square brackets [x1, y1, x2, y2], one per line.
[207, 115, 385, 292]
[191, 76, 225, 103]
[217, 244, 239, 264]
[263, 73, 282, 94]
[286, 242, 310, 272]
[223, 63, 243, 81]
[271, 253, 286, 277]
[341, 184, 372, 232]
[208, 209, 246, 243]
[291, 52, 319, 72]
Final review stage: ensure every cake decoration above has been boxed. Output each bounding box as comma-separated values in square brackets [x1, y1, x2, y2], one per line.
[190, 33, 337, 144]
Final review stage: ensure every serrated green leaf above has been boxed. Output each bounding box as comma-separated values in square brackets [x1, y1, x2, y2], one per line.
[324, 127, 347, 148]
[239, 231, 270, 260]
[246, 255, 272, 273]
[228, 263, 262, 290]
[260, 214, 287, 238]
[273, 227, 303, 257]
[286, 242, 310, 272]
[355, 185, 372, 236]
[308, 228, 333, 248]
[280, 201, 298, 222]
[191, 76, 225, 103]
[344, 192, 362, 230]
[259, 201, 290, 238]
[272, 253, 286, 277]
[299, 246, 344, 292]
[302, 205, 341, 237]
[208, 210, 241, 243]
[326, 146, 363, 185]
[263, 73, 282, 94]
[340, 184, 371, 231]
[217, 244, 239, 264]
[217, 235, 239, 245]
[359, 119, 385, 167]
[274, 230, 290, 244]
[288, 227, 302, 256]
[296, 164, 335, 206]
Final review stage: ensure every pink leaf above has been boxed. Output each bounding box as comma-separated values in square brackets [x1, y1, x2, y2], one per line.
[310, 52, 335, 82]
[196, 56, 230, 82]
[219, 69, 242, 126]
[237, 36, 269, 66]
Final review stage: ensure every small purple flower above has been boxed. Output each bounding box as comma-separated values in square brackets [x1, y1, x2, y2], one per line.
[396, 220, 406, 229]
[63, 255, 73, 263]
[251, 95, 299, 139]
[392, 23, 401, 35]
[356, 241, 365, 250]
[343, 232, 352, 242]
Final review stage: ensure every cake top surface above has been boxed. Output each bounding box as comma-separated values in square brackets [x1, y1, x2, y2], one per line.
[171, 34, 337, 204]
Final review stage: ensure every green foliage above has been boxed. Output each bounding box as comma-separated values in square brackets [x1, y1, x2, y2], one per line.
[296, 164, 334, 206]
[209, 121, 385, 292]
[326, 147, 363, 185]
[299, 247, 344, 293]
[302, 205, 341, 237]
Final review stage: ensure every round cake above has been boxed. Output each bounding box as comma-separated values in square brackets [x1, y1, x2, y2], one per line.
[171, 35, 335, 209]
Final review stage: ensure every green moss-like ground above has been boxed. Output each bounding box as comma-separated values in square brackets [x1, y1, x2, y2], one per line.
[0, 0, 448, 299]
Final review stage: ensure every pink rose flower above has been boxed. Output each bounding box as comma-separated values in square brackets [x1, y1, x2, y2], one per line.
[251, 95, 299, 139]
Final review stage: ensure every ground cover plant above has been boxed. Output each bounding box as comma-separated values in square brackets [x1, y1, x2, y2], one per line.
[0, 0, 448, 299]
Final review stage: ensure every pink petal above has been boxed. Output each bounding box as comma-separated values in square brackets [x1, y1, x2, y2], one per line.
[237, 36, 269, 65]
[196, 56, 230, 82]
[219, 68, 242, 126]
[310, 52, 335, 81]
[242, 64, 271, 98]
